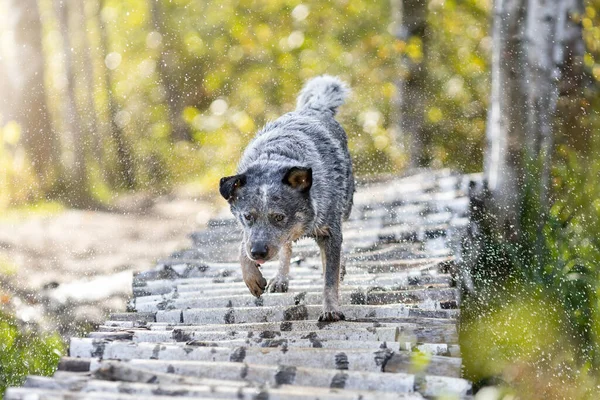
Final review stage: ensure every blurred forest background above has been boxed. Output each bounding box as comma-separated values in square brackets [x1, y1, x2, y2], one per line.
[2, 0, 600, 397]
[0, 0, 496, 209]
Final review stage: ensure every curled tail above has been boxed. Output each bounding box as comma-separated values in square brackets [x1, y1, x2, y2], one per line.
[296, 75, 350, 115]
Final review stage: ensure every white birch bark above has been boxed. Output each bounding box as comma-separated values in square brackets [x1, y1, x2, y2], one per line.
[165, 304, 456, 325]
[20, 376, 422, 400]
[484, 0, 585, 238]
[484, 0, 528, 236]
[84, 358, 470, 396]
[132, 287, 457, 312]
[69, 338, 461, 376]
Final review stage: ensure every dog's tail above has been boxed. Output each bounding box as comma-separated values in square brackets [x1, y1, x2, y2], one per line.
[296, 75, 350, 115]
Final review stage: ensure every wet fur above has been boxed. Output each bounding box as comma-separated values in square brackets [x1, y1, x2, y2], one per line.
[220, 75, 354, 322]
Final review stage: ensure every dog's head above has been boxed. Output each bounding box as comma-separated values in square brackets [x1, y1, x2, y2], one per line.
[220, 166, 314, 263]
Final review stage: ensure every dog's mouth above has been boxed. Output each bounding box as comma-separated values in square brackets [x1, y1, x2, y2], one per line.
[249, 254, 274, 265]
[246, 247, 276, 265]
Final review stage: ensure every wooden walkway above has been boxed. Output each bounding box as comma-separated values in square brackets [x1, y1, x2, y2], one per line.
[6, 170, 479, 399]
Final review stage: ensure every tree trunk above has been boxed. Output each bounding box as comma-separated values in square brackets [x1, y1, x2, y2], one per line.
[483, 0, 528, 238]
[74, 0, 102, 162]
[483, 0, 585, 240]
[0, 0, 60, 188]
[98, 0, 136, 189]
[391, 0, 428, 168]
[148, 0, 191, 142]
[54, 0, 92, 207]
[555, 0, 587, 153]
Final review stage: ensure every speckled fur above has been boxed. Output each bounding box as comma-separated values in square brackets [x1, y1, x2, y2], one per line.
[220, 75, 354, 321]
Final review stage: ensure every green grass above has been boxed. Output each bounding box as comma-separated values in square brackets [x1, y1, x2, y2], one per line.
[0, 312, 65, 396]
[460, 149, 600, 398]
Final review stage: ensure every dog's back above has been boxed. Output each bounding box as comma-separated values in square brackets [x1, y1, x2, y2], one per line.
[238, 75, 354, 231]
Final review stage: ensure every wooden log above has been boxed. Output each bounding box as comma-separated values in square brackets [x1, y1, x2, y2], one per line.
[157, 338, 398, 351]
[116, 359, 418, 394]
[28, 369, 242, 389]
[127, 327, 402, 343]
[52, 357, 471, 397]
[132, 338, 457, 356]
[70, 339, 392, 372]
[110, 312, 156, 323]
[135, 265, 325, 288]
[135, 269, 450, 297]
[156, 304, 458, 325]
[88, 332, 134, 340]
[22, 375, 420, 400]
[99, 321, 136, 329]
[92, 362, 245, 387]
[132, 287, 458, 313]
[118, 322, 457, 344]
[133, 273, 452, 298]
[136, 317, 457, 332]
[69, 338, 461, 376]
[5, 388, 218, 400]
[133, 262, 238, 283]
[132, 278, 454, 308]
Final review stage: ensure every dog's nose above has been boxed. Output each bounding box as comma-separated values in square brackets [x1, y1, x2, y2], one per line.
[250, 243, 269, 260]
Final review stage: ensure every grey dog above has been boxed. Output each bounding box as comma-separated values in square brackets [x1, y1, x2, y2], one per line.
[219, 75, 354, 322]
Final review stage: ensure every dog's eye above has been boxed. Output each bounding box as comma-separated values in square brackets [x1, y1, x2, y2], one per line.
[243, 213, 254, 222]
[272, 214, 285, 223]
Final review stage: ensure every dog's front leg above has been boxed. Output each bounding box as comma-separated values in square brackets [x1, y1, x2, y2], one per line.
[267, 242, 291, 293]
[240, 240, 267, 297]
[317, 233, 345, 322]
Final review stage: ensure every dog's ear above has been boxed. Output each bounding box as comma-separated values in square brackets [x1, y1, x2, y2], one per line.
[220, 174, 246, 201]
[283, 167, 312, 193]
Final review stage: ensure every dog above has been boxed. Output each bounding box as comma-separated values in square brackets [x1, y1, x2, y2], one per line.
[219, 75, 354, 322]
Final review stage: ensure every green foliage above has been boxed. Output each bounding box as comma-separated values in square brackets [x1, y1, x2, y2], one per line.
[458, 2, 600, 395]
[99, 0, 406, 191]
[0, 123, 41, 208]
[0, 312, 64, 396]
[461, 286, 599, 398]
[425, 0, 491, 170]
[2, 0, 499, 208]
[461, 147, 600, 396]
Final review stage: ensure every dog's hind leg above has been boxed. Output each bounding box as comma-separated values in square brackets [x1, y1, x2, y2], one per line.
[266, 242, 292, 293]
[317, 232, 345, 322]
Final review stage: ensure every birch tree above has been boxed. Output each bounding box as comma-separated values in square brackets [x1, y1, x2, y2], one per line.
[54, 0, 92, 206]
[484, 0, 585, 240]
[0, 0, 59, 187]
[98, 0, 136, 189]
[149, 0, 191, 142]
[391, 0, 429, 168]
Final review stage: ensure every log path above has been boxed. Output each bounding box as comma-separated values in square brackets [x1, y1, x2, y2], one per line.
[6, 170, 480, 400]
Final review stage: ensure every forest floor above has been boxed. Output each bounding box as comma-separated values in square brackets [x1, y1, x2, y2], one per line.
[0, 187, 222, 336]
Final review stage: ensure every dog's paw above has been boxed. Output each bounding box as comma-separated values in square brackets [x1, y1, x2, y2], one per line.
[318, 310, 346, 322]
[243, 270, 267, 298]
[266, 275, 289, 293]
